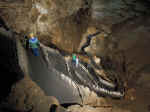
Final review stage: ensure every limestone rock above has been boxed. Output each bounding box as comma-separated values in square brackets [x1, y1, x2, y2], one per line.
[5, 76, 60, 112]
[0, 0, 87, 52]
[68, 105, 112, 112]
[91, 0, 149, 31]
[1, 0, 149, 53]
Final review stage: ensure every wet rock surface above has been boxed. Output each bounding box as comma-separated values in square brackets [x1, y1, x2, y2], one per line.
[0, 0, 150, 112]
[5, 76, 59, 112]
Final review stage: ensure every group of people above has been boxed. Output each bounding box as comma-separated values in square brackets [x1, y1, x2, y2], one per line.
[24, 31, 100, 67]
[24, 33, 80, 67]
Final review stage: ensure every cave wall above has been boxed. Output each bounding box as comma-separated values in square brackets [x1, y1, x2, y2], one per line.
[0, 1, 150, 111]
[0, 0, 149, 52]
[0, 0, 150, 87]
[0, 0, 91, 52]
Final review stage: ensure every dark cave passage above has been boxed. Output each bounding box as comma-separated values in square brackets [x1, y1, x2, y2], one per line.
[0, 32, 24, 102]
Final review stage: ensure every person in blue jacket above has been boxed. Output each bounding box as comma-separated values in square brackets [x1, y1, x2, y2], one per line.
[29, 33, 40, 56]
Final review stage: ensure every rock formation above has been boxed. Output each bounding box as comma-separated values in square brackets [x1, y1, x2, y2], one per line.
[0, 0, 150, 112]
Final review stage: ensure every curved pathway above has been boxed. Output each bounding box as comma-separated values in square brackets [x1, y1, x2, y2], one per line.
[27, 48, 81, 104]
[16, 37, 125, 104]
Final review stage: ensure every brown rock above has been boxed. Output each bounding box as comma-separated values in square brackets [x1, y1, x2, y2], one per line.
[6, 76, 61, 112]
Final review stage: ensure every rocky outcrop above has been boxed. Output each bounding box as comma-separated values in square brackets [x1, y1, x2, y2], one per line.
[5, 76, 60, 112]
[1, 0, 149, 53]
[91, 0, 149, 28]
[0, 0, 90, 52]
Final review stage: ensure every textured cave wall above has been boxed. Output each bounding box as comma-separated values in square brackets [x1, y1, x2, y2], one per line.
[83, 0, 150, 56]
[81, 0, 150, 89]
[0, 1, 150, 111]
[0, 0, 150, 88]
[0, 0, 150, 53]
[0, 0, 91, 52]
[108, 15, 150, 88]
[86, 15, 150, 90]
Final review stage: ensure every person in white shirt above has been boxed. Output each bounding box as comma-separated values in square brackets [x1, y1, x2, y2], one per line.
[76, 56, 79, 67]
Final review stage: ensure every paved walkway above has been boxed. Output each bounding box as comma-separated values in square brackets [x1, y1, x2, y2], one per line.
[27, 49, 81, 104]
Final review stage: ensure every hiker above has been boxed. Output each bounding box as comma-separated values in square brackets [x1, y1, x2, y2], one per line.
[76, 56, 79, 67]
[72, 53, 76, 64]
[29, 33, 40, 56]
[72, 54, 79, 67]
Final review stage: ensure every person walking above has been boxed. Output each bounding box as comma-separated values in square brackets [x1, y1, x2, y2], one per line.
[72, 54, 79, 67]
[29, 33, 40, 56]
[72, 53, 76, 64]
[76, 56, 79, 67]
